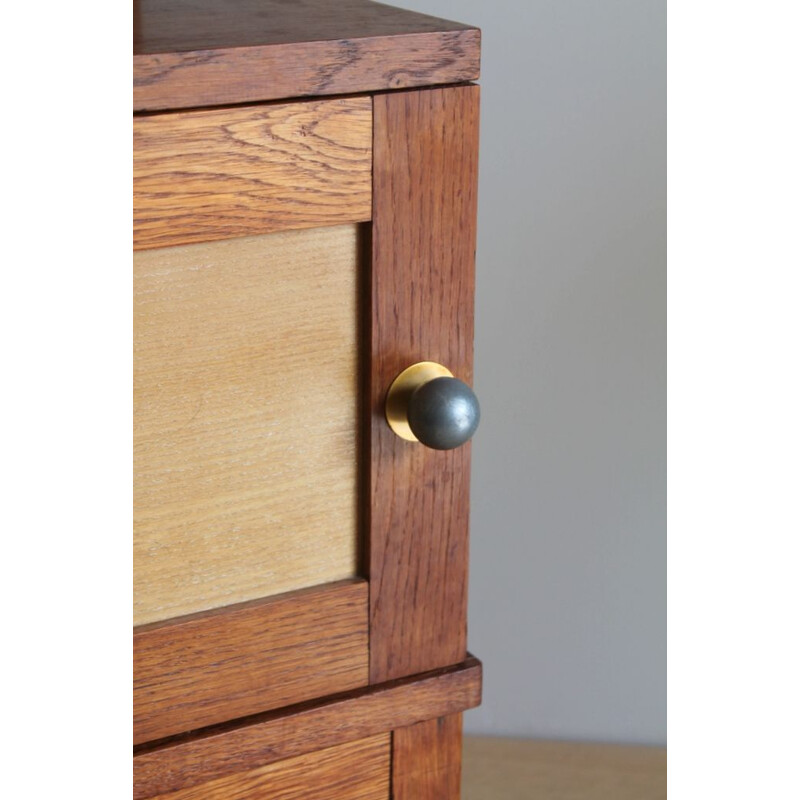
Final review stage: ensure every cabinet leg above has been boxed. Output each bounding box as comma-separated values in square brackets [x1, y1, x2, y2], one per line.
[392, 713, 463, 800]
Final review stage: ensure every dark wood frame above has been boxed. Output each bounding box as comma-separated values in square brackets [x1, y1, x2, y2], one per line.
[133, 656, 480, 799]
[134, 7, 481, 795]
[134, 85, 479, 796]
[134, 85, 479, 797]
[134, 580, 369, 745]
[369, 85, 479, 685]
[368, 84, 480, 799]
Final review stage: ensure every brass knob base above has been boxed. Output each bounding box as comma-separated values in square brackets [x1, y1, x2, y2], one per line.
[385, 362, 453, 442]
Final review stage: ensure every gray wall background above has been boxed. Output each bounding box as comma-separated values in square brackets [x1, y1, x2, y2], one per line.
[397, 0, 666, 745]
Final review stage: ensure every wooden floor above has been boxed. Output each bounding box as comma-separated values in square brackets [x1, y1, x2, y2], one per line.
[462, 737, 667, 799]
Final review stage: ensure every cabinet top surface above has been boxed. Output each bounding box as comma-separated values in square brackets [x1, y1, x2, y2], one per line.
[133, 0, 480, 111]
[134, 0, 475, 54]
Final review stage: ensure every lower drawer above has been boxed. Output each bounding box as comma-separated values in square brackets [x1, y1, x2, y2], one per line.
[148, 735, 389, 800]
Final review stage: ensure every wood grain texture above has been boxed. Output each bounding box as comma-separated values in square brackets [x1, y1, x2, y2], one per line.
[133, 656, 481, 799]
[393, 715, 463, 800]
[133, 0, 480, 111]
[369, 85, 480, 683]
[149, 735, 390, 800]
[134, 580, 368, 746]
[133, 99, 371, 250]
[134, 225, 360, 625]
[461, 738, 667, 800]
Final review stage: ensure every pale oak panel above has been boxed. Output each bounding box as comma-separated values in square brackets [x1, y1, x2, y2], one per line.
[134, 225, 360, 625]
[133, 98, 372, 249]
[149, 735, 390, 800]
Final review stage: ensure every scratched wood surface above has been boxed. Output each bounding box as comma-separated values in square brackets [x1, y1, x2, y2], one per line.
[147, 735, 390, 800]
[133, 656, 481, 799]
[133, 0, 480, 111]
[134, 580, 368, 745]
[134, 224, 361, 625]
[134, 98, 372, 250]
[368, 85, 480, 683]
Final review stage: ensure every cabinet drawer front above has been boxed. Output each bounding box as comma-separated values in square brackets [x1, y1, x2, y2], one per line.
[134, 224, 362, 626]
[133, 97, 372, 250]
[148, 735, 390, 800]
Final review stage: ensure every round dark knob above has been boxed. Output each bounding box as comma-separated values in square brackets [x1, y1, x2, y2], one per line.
[408, 377, 480, 450]
[384, 361, 480, 450]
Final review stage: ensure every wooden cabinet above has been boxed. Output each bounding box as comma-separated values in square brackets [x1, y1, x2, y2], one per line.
[133, 2, 482, 797]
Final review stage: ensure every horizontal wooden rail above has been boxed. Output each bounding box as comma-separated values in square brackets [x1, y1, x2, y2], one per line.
[146, 735, 390, 800]
[133, 97, 372, 249]
[134, 579, 369, 745]
[133, 655, 482, 799]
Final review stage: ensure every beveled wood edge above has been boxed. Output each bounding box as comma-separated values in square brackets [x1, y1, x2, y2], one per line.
[134, 30, 481, 112]
[134, 579, 369, 745]
[133, 654, 482, 799]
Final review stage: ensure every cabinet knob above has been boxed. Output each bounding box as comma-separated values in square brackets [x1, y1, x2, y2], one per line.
[385, 362, 480, 450]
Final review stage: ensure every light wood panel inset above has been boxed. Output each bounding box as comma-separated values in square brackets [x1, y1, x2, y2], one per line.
[134, 224, 361, 626]
[148, 735, 390, 800]
[133, 98, 372, 250]
[134, 579, 368, 745]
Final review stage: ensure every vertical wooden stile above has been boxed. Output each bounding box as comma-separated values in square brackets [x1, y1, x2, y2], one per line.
[369, 84, 480, 800]
[369, 84, 480, 684]
[393, 715, 464, 799]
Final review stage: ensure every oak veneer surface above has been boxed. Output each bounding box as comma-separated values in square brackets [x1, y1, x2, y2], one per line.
[461, 738, 667, 800]
[369, 85, 479, 683]
[133, 0, 480, 111]
[149, 734, 390, 800]
[133, 225, 360, 625]
[133, 656, 481, 799]
[393, 715, 463, 800]
[134, 580, 368, 745]
[133, 98, 371, 250]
